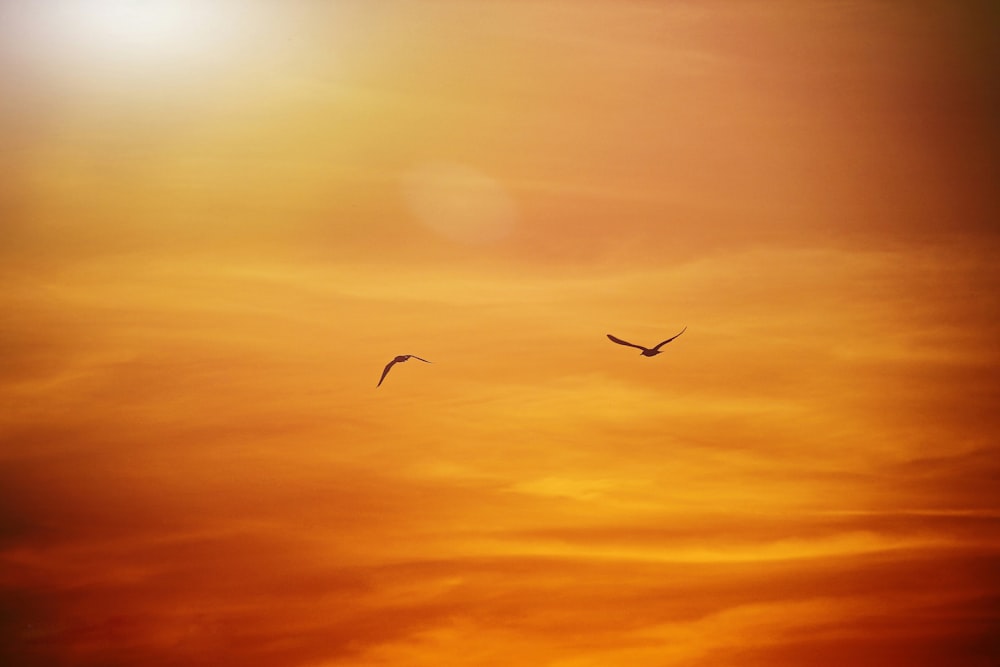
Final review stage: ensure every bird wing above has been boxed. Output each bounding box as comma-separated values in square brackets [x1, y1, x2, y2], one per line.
[376, 359, 398, 387]
[409, 356, 432, 363]
[651, 326, 687, 350]
[607, 334, 646, 350]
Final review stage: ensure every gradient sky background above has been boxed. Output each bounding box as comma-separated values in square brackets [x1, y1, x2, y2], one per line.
[2, 1, 999, 665]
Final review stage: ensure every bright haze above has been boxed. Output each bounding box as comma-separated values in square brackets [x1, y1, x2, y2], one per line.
[2, 1, 998, 665]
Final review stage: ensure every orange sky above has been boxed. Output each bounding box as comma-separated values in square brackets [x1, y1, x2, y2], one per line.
[2, 1, 999, 665]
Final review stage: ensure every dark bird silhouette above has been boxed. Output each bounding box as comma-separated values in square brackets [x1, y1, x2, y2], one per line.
[377, 354, 432, 387]
[607, 327, 686, 357]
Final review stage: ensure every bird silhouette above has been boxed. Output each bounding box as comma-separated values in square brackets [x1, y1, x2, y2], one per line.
[377, 354, 432, 387]
[606, 327, 686, 357]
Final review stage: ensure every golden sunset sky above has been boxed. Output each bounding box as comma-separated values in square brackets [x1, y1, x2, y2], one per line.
[2, 1, 999, 665]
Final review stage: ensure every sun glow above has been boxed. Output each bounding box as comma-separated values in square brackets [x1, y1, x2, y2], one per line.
[80, 1, 196, 45]
[35, 0, 234, 66]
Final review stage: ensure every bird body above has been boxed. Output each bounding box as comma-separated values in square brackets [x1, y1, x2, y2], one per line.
[606, 327, 686, 356]
[377, 354, 431, 387]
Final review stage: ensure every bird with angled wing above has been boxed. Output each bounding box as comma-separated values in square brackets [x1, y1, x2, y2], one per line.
[377, 354, 432, 387]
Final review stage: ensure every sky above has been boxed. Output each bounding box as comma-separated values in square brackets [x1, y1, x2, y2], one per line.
[1, 1, 999, 665]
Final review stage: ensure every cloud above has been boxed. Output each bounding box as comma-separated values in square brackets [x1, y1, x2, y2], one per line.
[2, 1, 998, 665]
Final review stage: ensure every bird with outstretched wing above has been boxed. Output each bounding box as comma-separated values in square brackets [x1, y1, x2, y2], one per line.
[607, 327, 686, 357]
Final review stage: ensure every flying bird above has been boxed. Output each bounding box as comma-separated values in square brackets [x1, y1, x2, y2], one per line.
[606, 327, 686, 357]
[377, 354, 432, 387]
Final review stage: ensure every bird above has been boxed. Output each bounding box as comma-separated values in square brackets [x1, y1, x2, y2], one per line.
[606, 327, 686, 357]
[377, 354, 432, 387]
